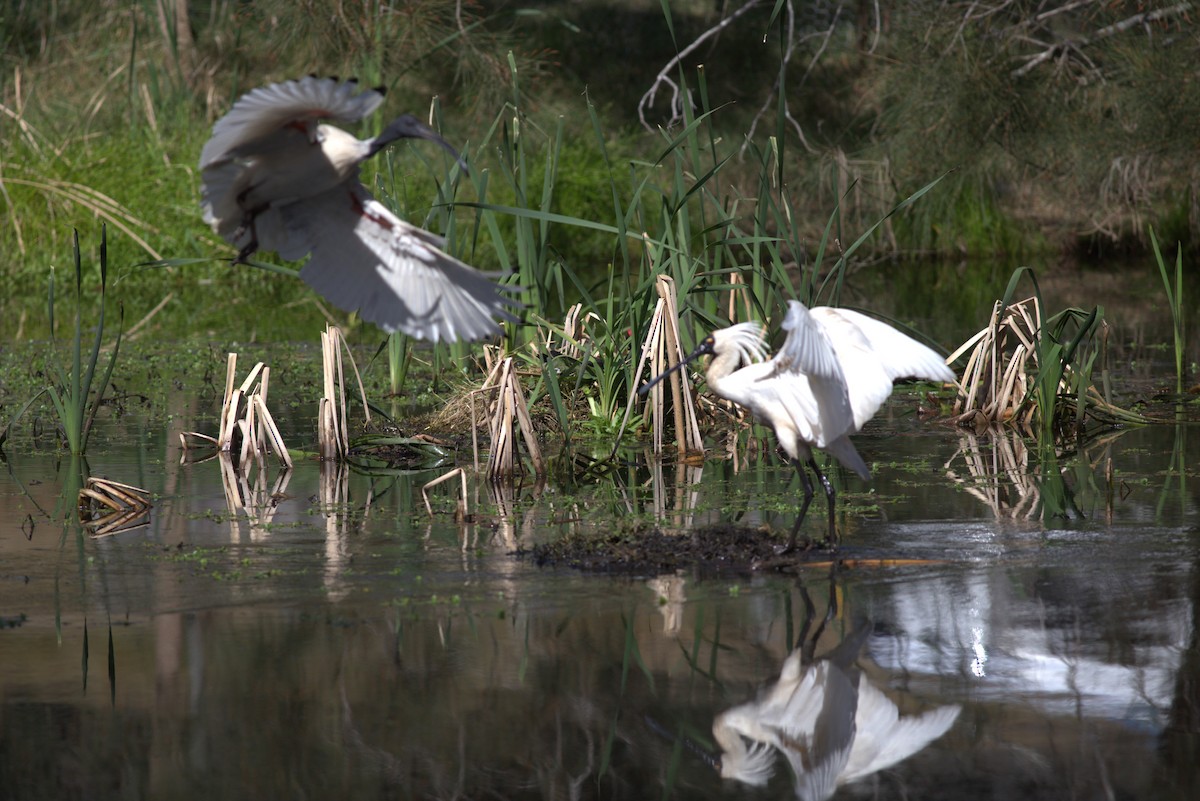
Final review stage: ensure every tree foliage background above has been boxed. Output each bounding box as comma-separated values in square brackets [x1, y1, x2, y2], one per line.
[0, 0, 1196, 337]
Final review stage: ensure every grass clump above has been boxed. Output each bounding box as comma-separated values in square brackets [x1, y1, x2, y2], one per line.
[45, 226, 123, 455]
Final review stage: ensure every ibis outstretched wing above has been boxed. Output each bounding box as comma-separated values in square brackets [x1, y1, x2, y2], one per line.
[280, 184, 519, 342]
[200, 77, 385, 168]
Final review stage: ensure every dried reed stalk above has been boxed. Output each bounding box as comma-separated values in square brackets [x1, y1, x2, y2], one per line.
[484, 357, 545, 480]
[182, 352, 291, 469]
[78, 477, 152, 537]
[633, 275, 703, 456]
[950, 297, 1039, 428]
[317, 325, 371, 461]
[422, 467, 469, 520]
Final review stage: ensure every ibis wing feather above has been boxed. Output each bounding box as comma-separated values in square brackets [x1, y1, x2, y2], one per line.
[199, 157, 294, 255]
[281, 184, 517, 341]
[200, 77, 385, 168]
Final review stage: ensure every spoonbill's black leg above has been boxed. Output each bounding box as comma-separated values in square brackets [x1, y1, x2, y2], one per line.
[780, 459, 816, 554]
[809, 456, 838, 548]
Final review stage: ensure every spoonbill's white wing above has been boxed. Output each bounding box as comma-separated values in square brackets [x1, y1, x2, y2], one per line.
[772, 301, 846, 383]
[278, 184, 517, 342]
[200, 76, 384, 168]
[773, 660, 859, 801]
[755, 301, 865, 474]
[840, 677, 960, 783]
[809, 307, 955, 432]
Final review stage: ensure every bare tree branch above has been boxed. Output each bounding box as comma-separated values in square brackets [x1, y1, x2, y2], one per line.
[743, 2, 842, 156]
[1011, 2, 1192, 78]
[637, 0, 766, 131]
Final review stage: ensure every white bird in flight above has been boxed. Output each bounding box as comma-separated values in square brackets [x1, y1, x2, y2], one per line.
[642, 300, 956, 550]
[199, 75, 518, 342]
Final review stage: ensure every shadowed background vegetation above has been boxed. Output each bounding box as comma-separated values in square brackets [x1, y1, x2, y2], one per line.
[1, 0, 1197, 344]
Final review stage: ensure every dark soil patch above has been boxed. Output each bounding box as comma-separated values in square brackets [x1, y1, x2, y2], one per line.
[524, 523, 839, 575]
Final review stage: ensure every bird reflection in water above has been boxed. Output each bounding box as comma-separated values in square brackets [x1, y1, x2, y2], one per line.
[712, 585, 960, 800]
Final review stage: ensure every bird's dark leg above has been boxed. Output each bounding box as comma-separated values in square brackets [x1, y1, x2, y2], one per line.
[794, 582, 817, 655]
[232, 216, 259, 264]
[809, 456, 838, 548]
[780, 458, 815, 554]
[231, 189, 264, 264]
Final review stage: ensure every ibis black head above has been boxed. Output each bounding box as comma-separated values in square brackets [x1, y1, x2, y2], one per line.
[638, 335, 716, 396]
[370, 114, 469, 173]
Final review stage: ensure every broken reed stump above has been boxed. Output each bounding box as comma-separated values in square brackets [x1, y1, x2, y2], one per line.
[634, 274, 703, 457]
[318, 324, 372, 461]
[483, 356, 545, 481]
[180, 352, 291, 469]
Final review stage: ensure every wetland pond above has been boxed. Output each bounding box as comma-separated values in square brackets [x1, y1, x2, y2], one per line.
[3, 261, 1200, 800]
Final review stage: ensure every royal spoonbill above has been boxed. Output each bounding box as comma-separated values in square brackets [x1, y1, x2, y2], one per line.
[199, 75, 518, 342]
[641, 300, 956, 550]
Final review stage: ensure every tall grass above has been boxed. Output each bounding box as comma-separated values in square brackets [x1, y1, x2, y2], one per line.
[45, 226, 123, 455]
[1149, 226, 1185, 395]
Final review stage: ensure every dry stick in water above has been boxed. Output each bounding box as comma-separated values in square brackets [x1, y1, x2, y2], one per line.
[422, 467, 468, 518]
[185, 353, 290, 467]
[317, 325, 372, 461]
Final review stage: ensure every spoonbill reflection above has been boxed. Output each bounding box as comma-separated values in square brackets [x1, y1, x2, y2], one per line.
[713, 626, 960, 801]
[641, 300, 956, 549]
[200, 76, 517, 342]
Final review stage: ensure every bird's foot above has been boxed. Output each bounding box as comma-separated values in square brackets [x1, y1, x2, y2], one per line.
[774, 536, 819, 556]
[231, 241, 258, 266]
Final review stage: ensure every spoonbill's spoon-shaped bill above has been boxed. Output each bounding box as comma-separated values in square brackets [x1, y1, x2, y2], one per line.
[199, 75, 518, 342]
[641, 301, 956, 549]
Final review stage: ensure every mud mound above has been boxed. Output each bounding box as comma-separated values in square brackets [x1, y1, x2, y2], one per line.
[525, 523, 836, 574]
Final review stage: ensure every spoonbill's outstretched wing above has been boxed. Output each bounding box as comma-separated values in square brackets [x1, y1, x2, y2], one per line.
[809, 306, 956, 431]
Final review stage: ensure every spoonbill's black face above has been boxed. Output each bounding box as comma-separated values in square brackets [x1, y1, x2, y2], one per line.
[638, 336, 717, 396]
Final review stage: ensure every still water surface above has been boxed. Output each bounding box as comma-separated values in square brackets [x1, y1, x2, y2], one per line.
[2, 411, 1197, 799]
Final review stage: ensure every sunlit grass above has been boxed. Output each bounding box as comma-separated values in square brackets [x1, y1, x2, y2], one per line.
[43, 226, 123, 455]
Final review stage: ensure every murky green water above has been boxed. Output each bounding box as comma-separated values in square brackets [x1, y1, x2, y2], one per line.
[3, 256, 1198, 798]
[2, 409, 1198, 799]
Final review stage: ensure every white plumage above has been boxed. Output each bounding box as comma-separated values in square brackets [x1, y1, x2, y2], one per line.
[714, 626, 960, 801]
[714, 642, 960, 801]
[199, 76, 518, 342]
[643, 300, 956, 549]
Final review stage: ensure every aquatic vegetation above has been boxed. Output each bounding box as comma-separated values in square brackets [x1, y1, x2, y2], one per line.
[1150, 227, 1186, 396]
[951, 267, 1145, 442]
[181, 353, 291, 469]
[43, 226, 123, 455]
[77, 476, 151, 537]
